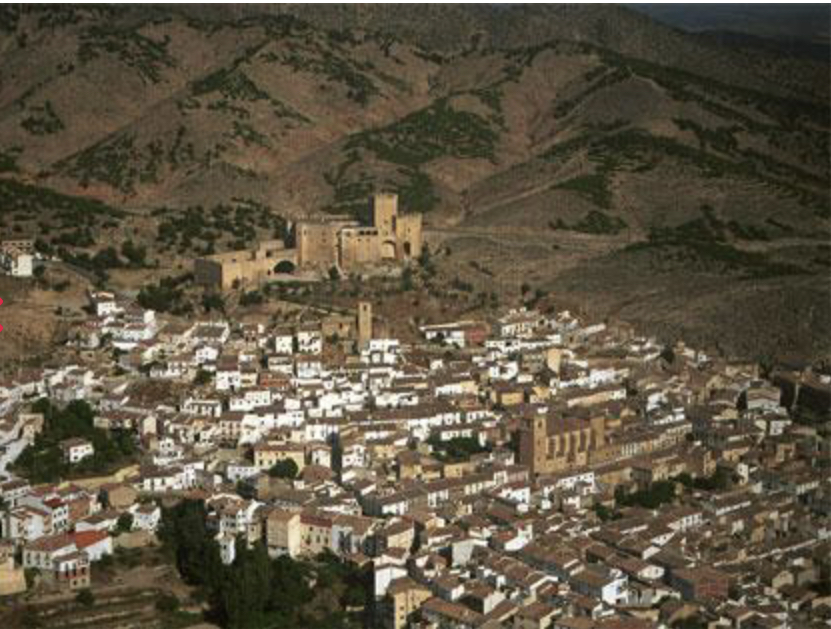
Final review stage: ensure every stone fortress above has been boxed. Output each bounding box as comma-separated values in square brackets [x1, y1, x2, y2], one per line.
[195, 192, 422, 291]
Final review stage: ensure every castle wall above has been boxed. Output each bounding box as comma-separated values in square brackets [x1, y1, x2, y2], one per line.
[195, 241, 296, 291]
[194, 258, 224, 289]
[339, 228, 381, 271]
[297, 222, 340, 270]
[396, 213, 423, 260]
[195, 194, 422, 288]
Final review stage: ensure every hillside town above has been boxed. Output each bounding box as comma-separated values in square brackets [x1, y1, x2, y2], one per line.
[0, 275, 828, 629]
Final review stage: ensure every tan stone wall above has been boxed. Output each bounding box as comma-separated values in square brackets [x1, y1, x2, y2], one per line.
[396, 213, 422, 260]
[391, 587, 431, 629]
[372, 192, 398, 240]
[194, 258, 224, 288]
[322, 313, 356, 340]
[58, 464, 140, 491]
[520, 418, 604, 475]
[267, 512, 301, 558]
[0, 558, 26, 596]
[339, 229, 381, 270]
[195, 242, 297, 290]
[255, 447, 305, 473]
[297, 222, 339, 269]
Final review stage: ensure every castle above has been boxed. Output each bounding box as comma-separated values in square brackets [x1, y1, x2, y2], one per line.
[195, 193, 422, 291]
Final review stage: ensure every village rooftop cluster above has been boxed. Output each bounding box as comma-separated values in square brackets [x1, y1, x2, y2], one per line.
[0, 282, 829, 629]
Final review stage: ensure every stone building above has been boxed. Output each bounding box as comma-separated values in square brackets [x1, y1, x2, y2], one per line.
[195, 193, 422, 291]
[0, 239, 34, 278]
[296, 192, 422, 271]
[358, 301, 373, 349]
[519, 409, 607, 476]
[0, 541, 25, 596]
[194, 239, 296, 292]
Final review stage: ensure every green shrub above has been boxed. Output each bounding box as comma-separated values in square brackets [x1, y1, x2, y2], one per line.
[75, 588, 95, 607]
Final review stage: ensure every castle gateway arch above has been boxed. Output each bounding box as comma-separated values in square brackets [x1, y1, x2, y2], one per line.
[380, 240, 397, 260]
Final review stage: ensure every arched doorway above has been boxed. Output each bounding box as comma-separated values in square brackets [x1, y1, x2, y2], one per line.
[274, 260, 295, 274]
[381, 241, 396, 259]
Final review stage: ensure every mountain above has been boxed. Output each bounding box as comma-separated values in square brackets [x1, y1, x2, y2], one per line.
[628, 4, 831, 61]
[627, 4, 831, 45]
[0, 4, 828, 366]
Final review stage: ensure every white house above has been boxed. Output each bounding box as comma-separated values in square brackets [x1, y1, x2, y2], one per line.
[0, 248, 33, 277]
[129, 503, 162, 532]
[570, 566, 628, 606]
[273, 329, 295, 355]
[60, 438, 94, 464]
[296, 327, 322, 354]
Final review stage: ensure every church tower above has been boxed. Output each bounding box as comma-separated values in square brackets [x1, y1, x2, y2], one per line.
[519, 412, 549, 476]
[357, 301, 372, 350]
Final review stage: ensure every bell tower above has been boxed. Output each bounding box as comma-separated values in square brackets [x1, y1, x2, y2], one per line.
[519, 413, 549, 476]
[357, 301, 372, 350]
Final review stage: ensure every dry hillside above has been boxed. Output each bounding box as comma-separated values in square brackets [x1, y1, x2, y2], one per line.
[0, 4, 828, 365]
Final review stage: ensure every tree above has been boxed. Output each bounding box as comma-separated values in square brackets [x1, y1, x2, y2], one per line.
[11, 399, 137, 484]
[236, 480, 257, 500]
[616, 480, 676, 510]
[401, 266, 414, 291]
[24, 567, 40, 590]
[328, 266, 340, 282]
[216, 540, 273, 629]
[138, 279, 185, 313]
[202, 293, 225, 313]
[240, 290, 263, 306]
[427, 435, 487, 462]
[158, 500, 223, 587]
[158, 499, 371, 629]
[92, 247, 121, 269]
[115, 512, 133, 534]
[593, 503, 620, 522]
[268, 459, 298, 480]
[194, 369, 213, 386]
[76, 588, 95, 607]
[675, 472, 694, 487]
[121, 239, 147, 267]
[418, 244, 435, 276]
[156, 592, 180, 613]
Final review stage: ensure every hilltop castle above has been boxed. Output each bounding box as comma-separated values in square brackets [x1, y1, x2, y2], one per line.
[195, 193, 422, 291]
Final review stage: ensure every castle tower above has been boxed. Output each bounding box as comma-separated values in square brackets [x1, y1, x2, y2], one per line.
[372, 192, 399, 241]
[357, 301, 372, 350]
